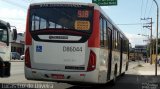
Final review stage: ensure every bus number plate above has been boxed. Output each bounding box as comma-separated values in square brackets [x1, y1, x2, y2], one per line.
[63, 46, 82, 52]
[51, 74, 64, 79]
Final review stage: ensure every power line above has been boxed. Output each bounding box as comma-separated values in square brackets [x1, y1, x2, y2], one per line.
[24, 0, 34, 3]
[0, 17, 25, 21]
[2, 0, 27, 9]
[140, 0, 144, 18]
[144, 0, 149, 18]
[23, 0, 33, 4]
[140, 0, 145, 35]
[147, 0, 153, 18]
[117, 23, 143, 25]
[23, 0, 30, 3]
[117, 22, 155, 26]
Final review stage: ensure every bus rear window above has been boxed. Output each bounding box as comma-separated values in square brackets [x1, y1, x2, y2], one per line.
[30, 5, 93, 32]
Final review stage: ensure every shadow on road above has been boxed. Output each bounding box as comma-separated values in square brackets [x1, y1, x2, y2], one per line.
[0, 74, 159, 89]
[67, 74, 160, 89]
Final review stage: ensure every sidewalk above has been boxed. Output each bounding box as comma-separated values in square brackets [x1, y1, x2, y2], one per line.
[128, 60, 160, 75]
[126, 61, 160, 75]
[135, 62, 160, 75]
[124, 62, 160, 89]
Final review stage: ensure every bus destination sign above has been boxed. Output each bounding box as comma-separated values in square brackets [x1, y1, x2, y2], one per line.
[92, 0, 117, 6]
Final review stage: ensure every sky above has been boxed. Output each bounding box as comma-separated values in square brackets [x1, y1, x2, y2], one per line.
[0, 0, 159, 47]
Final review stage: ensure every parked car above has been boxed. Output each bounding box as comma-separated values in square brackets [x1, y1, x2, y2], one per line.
[11, 52, 20, 60]
[20, 55, 25, 60]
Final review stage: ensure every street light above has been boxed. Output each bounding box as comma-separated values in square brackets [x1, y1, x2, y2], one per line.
[153, 0, 159, 76]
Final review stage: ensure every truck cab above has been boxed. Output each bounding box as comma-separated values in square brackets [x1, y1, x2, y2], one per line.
[0, 20, 17, 77]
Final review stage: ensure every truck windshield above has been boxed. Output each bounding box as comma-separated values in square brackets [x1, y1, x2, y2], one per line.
[0, 28, 7, 43]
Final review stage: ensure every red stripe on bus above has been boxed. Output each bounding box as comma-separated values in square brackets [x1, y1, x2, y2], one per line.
[25, 8, 32, 45]
[88, 10, 100, 47]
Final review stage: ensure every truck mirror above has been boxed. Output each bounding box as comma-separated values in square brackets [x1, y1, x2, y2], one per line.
[12, 29, 17, 41]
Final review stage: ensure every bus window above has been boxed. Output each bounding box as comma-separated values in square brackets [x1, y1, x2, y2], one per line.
[49, 22, 56, 28]
[108, 28, 112, 50]
[40, 18, 47, 29]
[56, 24, 62, 28]
[117, 32, 120, 50]
[100, 17, 104, 47]
[112, 29, 114, 50]
[31, 15, 35, 31]
[114, 30, 117, 49]
[29, 5, 94, 43]
[115, 30, 119, 50]
[106, 28, 109, 48]
[103, 20, 107, 48]
[35, 16, 40, 30]
[30, 7, 93, 32]
[125, 40, 129, 53]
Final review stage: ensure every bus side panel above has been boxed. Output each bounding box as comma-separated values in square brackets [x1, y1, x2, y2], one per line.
[121, 53, 128, 73]
[84, 48, 100, 83]
[113, 51, 121, 76]
[98, 49, 108, 83]
[110, 51, 120, 79]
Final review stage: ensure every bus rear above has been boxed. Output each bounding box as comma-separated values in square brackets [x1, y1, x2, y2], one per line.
[25, 2, 100, 84]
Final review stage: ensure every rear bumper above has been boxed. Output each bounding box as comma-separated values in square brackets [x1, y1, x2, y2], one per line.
[25, 67, 99, 84]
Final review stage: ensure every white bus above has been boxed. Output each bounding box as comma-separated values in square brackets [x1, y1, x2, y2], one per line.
[25, 2, 129, 85]
[0, 20, 17, 77]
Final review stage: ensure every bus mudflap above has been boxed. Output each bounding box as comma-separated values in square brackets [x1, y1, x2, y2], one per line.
[0, 61, 11, 77]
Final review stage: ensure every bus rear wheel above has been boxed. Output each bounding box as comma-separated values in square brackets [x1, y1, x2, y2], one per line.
[110, 65, 117, 85]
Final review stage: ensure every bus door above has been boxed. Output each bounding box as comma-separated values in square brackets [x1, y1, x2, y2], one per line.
[107, 28, 112, 80]
[119, 37, 123, 75]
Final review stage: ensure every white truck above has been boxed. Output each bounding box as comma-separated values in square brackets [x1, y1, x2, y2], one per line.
[0, 20, 17, 77]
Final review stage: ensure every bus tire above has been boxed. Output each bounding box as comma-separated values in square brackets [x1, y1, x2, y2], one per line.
[110, 65, 117, 85]
[126, 62, 129, 71]
[121, 72, 125, 76]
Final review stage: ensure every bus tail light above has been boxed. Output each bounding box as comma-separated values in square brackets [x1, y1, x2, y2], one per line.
[25, 47, 31, 68]
[25, 8, 32, 45]
[87, 50, 96, 71]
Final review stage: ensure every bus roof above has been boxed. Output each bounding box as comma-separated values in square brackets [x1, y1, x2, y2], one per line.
[30, 1, 128, 40]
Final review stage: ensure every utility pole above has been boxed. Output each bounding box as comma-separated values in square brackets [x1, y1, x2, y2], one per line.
[153, 0, 159, 76]
[141, 18, 153, 64]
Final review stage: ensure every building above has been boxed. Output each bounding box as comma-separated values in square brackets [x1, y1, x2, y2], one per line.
[11, 33, 24, 55]
[129, 45, 147, 61]
[134, 45, 148, 57]
[129, 52, 143, 61]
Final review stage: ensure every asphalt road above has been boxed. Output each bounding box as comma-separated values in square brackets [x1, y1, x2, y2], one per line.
[0, 61, 159, 89]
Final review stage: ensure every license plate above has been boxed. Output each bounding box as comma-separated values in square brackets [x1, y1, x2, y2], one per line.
[51, 74, 64, 79]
